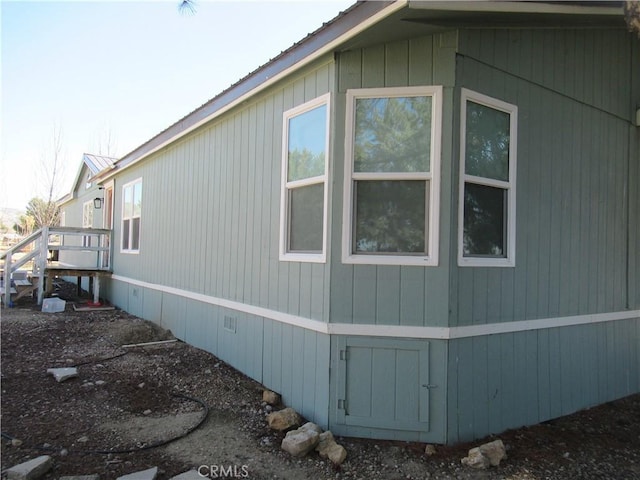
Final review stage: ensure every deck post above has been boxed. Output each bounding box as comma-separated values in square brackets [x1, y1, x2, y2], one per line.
[37, 227, 49, 305]
[93, 276, 100, 304]
[3, 250, 12, 307]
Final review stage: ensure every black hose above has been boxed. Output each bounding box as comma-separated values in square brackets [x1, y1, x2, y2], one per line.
[1, 392, 209, 455]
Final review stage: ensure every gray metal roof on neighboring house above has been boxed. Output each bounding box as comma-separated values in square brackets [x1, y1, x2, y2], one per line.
[82, 153, 117, 175]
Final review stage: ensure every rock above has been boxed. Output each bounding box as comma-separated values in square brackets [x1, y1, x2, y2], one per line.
[281, 423, 321, 457]
[461, 439, 506, 469]
[116, 467, 158, 480]
[47, 367, 78, 382]
[5, 455, 53, 480]
[315, 431, 347, 465]
[262, 389, 281, 405]
[461, 447, 490, 469]
[143, 409, 152, 415]
[424, 444, 437, 456]
[479, 439, 507, 466]
[11, 438, 23, 447]
[77, 436, 89, 443]
[266, 407, 301, 431]
[95, 380, 106, 386]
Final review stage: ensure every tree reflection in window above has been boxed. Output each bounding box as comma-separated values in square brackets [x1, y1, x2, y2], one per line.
[352, 95, 432, 255]
[463, 183, 505, 256]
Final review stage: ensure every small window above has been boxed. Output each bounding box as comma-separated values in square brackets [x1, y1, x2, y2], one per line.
[121, 178, 142, 253]
[458, 89, 517, 267]
[279, 94, 330, 262]
[82, 201, 94, 247]
[342, 86, 442, 266]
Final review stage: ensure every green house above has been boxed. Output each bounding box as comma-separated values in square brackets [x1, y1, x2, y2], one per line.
[60, 1, 640, 444]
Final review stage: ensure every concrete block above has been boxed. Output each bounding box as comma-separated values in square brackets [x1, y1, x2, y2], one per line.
[42, 297, 66, 313]
[6, 455, 53, 480]
[47, 367, 78, 382]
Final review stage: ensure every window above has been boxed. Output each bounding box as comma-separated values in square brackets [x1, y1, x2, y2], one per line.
[82, 201, 94, 247]
[342, 86, 442, 266]
[458, 88, 517, 267]
[280, 94, 330, 262]
[121, 178, 142, 253]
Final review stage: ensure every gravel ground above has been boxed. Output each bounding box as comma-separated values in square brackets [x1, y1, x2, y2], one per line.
[1, 282, 639, 480]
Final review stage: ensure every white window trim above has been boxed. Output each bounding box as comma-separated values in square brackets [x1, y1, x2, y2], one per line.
[458, 88, 517, 267]
[121, 177, 142, 254]
[342, 85, 442, 266]
[279, 93, 330, 263]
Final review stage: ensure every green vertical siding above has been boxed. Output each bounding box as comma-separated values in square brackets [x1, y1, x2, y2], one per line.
[447, 318, 640, 443]
[330, 33, 456, 328]
[109, 59, 334, 323]
[452, 29, 634, 326]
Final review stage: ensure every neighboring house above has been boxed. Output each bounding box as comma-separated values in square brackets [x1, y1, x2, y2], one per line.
[61, 1, 639, 444]
[58, 153, 116, 290]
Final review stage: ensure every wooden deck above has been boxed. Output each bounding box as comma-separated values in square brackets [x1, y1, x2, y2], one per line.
[44, 263, 112, 303]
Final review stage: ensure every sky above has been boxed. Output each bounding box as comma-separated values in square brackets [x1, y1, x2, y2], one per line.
[0, 0, 354, 211]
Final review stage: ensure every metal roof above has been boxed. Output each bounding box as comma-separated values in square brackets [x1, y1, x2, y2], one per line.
[82, 153, 117, 175]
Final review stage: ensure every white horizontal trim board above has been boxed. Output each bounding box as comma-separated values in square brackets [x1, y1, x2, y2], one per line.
[111, 275, 639, 340]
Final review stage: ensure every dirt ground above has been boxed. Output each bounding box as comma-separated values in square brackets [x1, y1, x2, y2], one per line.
[1, 281, 639, 480]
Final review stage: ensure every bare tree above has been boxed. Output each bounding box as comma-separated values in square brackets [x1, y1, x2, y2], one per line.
[29, 125, 66, 228]
[90, 126, 118, 158]
[25, 197, 59, 230]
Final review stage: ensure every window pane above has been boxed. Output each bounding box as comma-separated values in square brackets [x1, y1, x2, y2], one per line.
[463, 183, 506, 257]
[354, 180, 426, 254]
[288, 104, 326, 182]
[123, 185, 133, 218]
[289, 183, 323, 252]
[122, 219, 130, 250]
[465, 101, 510, 181]
[354, 96, 432, 173]
[132, 218, 140, 251]
[133, 182, 142, 217]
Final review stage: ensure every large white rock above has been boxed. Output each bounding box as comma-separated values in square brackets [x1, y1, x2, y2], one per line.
[479, 439, 507, 466]
[266, 407, 301, 431]
[281, 422, 321, 457]
[461, 439, 507, 469]
[262, 390, 281, 405]
[315, 431, 347, 465]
